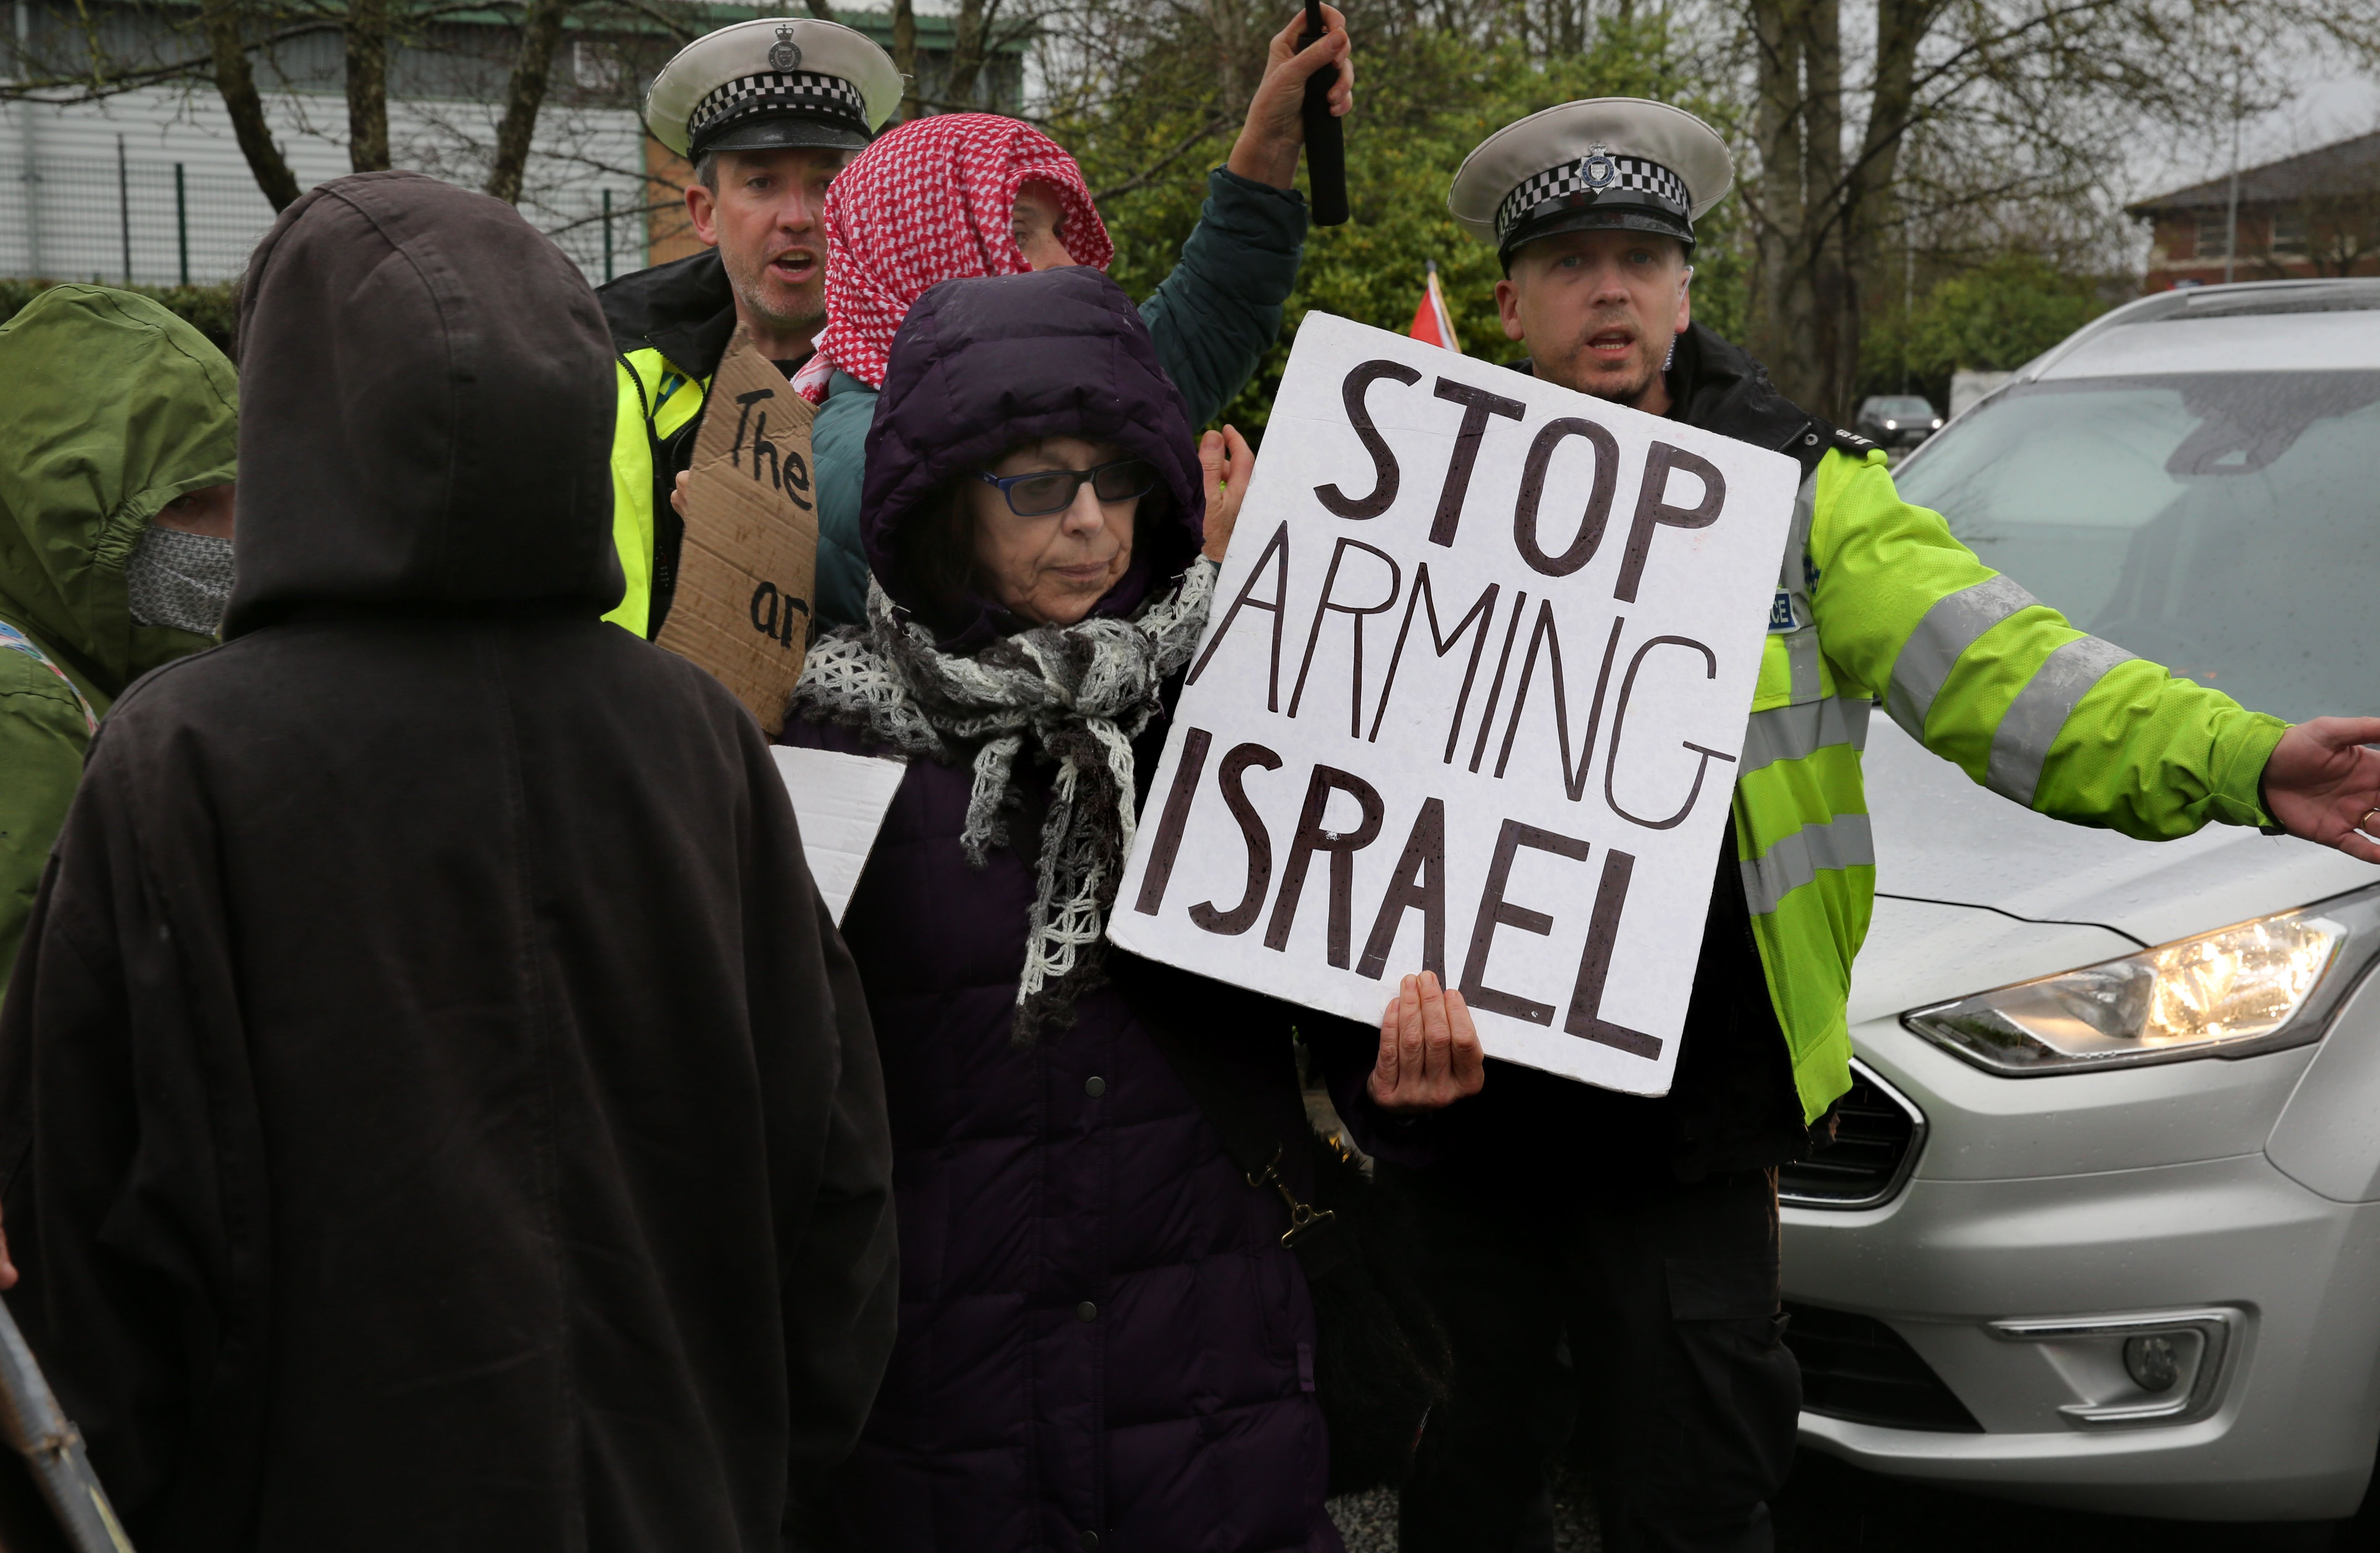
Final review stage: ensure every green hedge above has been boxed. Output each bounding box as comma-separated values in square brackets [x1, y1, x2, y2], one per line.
[0, 277, 241, 354]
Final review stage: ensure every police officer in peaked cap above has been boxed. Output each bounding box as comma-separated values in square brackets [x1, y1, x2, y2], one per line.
[593, 17, 902, 640]
[1444, 97, 1731, 402]
[1381, 97, 2380, 1552]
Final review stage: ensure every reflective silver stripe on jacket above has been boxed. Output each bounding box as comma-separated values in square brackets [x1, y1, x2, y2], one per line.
[1885, 575, 2039, 742]
[1985, 635, 2139, 807]
[1775, 469, 1817, 599]
[1785, 620, 1824, 703]
[1740, 695, 1872, 776]
[1740, 812, 1876, 915]
[1777, 471, 1823, 700]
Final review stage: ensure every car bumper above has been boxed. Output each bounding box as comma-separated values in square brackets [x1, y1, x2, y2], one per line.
[1783, 1032, 2380, 1521]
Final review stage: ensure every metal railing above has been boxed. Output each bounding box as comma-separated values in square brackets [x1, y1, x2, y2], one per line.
[4, 144, 277, 285]
[6, 143, 646, 285]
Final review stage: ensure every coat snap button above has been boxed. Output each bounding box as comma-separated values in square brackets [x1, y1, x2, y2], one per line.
[1803, 432, 1820, 445]
[1085, 1075, 1107, 1097]
[1080, 1534, 1101, 1551]
[1076, 1301, 1098, 1322]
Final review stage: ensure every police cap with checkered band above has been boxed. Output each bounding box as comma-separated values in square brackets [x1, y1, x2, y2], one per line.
[1448, 98, 1733, 264]
[645, 17, 903, 160]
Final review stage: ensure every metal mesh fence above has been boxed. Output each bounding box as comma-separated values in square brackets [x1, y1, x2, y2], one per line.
[12, 154, 650, 286]
[10, 154, 278, 286]
[529, 184, 655, 285]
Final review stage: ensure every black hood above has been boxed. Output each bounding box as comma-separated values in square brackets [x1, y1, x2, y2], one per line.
[223, 172, 624, 638]
[596, 246, 739, 378]
[861, 267, 1206, 652]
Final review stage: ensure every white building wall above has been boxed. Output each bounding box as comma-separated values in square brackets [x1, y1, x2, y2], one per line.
[0, 85, 650, 285]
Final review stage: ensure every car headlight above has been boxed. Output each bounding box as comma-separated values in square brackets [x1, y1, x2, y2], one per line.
[1904, 899, 2373, 1075]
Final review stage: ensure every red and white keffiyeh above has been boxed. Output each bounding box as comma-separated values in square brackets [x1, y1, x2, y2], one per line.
[795, 113, 1115, 404]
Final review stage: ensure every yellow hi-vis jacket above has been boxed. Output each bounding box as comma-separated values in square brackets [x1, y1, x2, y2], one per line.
[595, 249, 744, 641]
[604, 344, 705, 640]
[1747, 444, 2286, 1122]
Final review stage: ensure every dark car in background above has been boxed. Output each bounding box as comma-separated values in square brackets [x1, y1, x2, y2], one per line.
[1855, 393, 1943, 450]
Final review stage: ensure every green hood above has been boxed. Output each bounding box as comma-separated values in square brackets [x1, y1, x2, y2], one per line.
[0, 285, 239, 709]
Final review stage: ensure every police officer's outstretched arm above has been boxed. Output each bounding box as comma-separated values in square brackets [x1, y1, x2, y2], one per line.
[2260, 718, 2380, 863]
[1805, 453, 2303, 845]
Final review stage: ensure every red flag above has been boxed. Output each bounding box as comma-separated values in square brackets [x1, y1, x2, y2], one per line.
[1407, 261, 1461, 353]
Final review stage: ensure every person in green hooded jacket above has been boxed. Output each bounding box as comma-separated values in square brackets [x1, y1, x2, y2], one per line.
[0, 285, 239, 999]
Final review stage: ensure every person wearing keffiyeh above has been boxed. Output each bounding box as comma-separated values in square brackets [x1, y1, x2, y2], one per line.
[797, 4, 1357, 630]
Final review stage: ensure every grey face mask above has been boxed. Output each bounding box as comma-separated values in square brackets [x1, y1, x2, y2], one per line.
[126, 524, 236, 638]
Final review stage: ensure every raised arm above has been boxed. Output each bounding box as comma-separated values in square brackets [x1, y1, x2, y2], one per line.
[1137, 6, 1352, 426]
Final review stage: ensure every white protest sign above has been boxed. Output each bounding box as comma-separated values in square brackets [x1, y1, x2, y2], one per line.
[772, 745, 908, 923]
[1108, 312, 1799, 1095]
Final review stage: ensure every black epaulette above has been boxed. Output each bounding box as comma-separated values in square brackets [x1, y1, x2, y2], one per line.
[1782, 418, 1879, 477]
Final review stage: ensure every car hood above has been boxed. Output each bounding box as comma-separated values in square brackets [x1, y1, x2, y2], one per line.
[1848, 715, 2377, 1018]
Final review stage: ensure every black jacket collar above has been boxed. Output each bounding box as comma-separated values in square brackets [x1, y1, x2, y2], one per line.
[1664, 322, 1823, 465]
[595, 248, 739, 380]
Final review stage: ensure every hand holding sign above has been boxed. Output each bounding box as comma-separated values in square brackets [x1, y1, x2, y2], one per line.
[1109, 312, 1798, 1096]
[1369, 970, 1485, 1112]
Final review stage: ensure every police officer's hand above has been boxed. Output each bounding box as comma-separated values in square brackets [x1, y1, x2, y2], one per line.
[1199, 425, 1253, 562]
[1368, 970, 1485, 1113]
[2264, 718, 2380, 864]
[0, 1204, 17, 1291]
[1228, 5, 1354, 191]
[671, 470, 690, 520]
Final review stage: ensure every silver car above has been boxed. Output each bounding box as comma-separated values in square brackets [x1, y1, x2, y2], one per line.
[1778, 277, 2380, 1526]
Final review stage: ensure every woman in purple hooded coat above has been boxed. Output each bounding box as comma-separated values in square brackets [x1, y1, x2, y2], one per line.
[779, 265, 1481, 1552]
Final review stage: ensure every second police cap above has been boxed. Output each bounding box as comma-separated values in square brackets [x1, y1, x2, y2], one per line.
[645, 17, 904, 160]
[1448, 98, 1733, 261]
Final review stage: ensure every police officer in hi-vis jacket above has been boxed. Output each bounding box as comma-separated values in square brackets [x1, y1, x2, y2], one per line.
[1367, 96, 2380, 1553]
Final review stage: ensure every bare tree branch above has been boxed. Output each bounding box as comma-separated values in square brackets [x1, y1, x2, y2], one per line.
[485, 0, 575, 203]
[201, 0, 303, 210]
[347, 0, 393, 172]
[893, 0, 920, 119]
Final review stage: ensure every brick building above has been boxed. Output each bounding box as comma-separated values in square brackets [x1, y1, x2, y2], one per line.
[2128, 131, 2380, 292]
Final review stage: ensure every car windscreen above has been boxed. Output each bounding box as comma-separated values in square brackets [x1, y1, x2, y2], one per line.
[1868, 396, 1932, 418]
[1892, 371, 2380, 722]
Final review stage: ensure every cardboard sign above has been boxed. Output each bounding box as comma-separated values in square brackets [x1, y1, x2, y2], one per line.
[654, 328, 819, 735]
[772, 745, 908, 923]
[1108, 313, 1799, 1095]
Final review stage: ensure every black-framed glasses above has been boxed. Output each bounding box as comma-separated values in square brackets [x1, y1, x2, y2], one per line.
[974, 458, 1157, 518]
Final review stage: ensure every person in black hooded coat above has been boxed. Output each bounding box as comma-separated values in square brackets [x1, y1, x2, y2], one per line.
[0, 171, 895, 1553]
[780, 265, 1482, 1553]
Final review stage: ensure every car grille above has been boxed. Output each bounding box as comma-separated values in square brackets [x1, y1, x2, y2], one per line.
[1778, 1059, 1926, 1209]
[1782, 1302, 1982, 1433]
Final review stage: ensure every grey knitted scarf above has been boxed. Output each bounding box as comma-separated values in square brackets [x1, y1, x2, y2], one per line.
[787, 559, 1218, 1040]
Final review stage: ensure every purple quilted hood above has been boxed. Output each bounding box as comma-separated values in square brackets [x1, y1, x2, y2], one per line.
[860, 265, 1206, 648]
